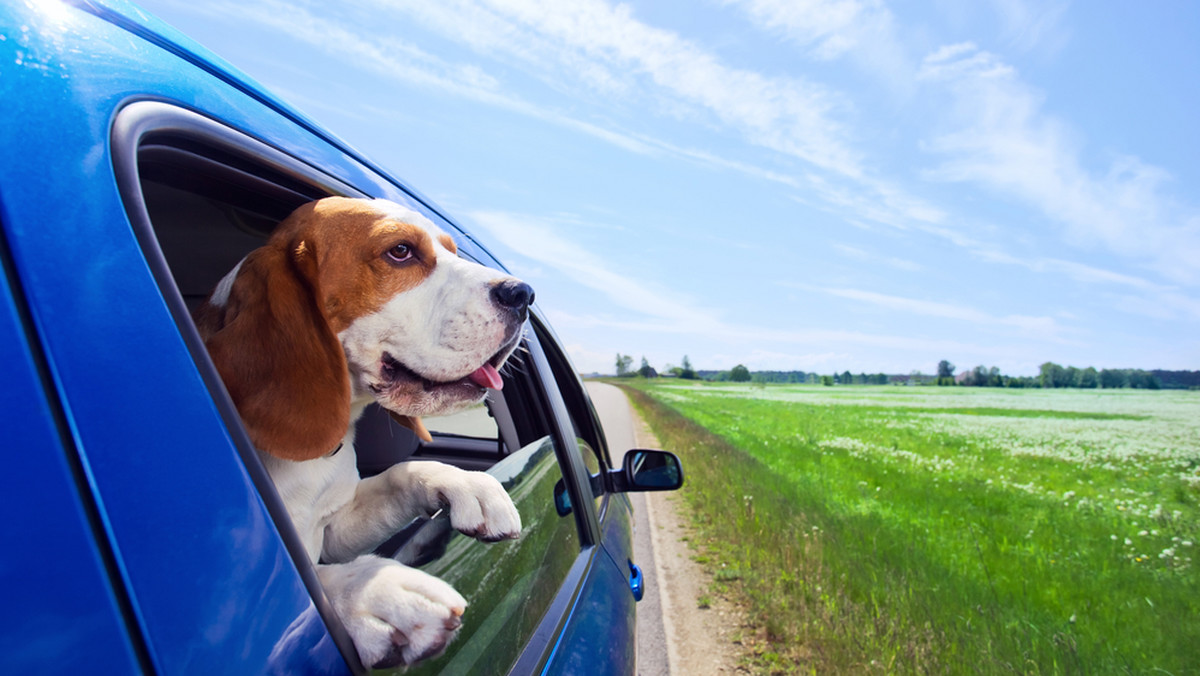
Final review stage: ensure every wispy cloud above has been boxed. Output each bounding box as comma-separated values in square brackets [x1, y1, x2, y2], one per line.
[808, 285, 1071, 338]
[950, 241, 1200, 323]
[719, 0, 913, 88]
[469, 209, 1016, 358]
[917, 42, 1200, 285]
[166, 0, 1200, 323]
[188, 0, 975, 259]
[832, 243, 923, 271]
[181, 0, 671, 157]
[394, 0, 864, 177]
[987, 0, 1072, 54]
[465, 210, 721, 328]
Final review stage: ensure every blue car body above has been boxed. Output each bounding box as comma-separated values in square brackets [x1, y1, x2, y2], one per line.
[0, 2, 663, 673]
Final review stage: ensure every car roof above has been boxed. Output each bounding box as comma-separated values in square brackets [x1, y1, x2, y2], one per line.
[78, 0, 507, 270]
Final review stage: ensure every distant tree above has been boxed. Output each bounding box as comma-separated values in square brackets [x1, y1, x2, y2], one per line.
[937, 360, 956, 386]
[875, 372, 889, 385]
[1152, 370, 1200, 389]
[679, 355, 697, 380]
[821, 375, 834, 386]
[1128, 369, 1161, 389]
[637, 356, 658, 378]
[1039, 362, 1065, 388]
[730, 364, 751, 382]
[1065, 366, 1081, 388]
[841, 370, 853, 385]
[615, 353, 634, 377]
[1078, 366, 1099, 389]
[963, 365, 988, 387]
[1100, 368, 1125, 389]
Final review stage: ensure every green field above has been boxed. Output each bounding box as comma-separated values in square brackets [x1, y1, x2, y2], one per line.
[618, 381, 1200, 674]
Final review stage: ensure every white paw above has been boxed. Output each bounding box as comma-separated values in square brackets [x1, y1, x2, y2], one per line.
[318, 557, 467, 669]
[412, 463, 523, 542]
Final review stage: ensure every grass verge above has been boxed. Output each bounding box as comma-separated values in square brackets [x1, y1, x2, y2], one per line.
[616, 382, 1199, 675]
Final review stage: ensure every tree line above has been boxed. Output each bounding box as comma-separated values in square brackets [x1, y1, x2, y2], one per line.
[615, 354, 697, 380]
[613, 354, 1198, 390]
[942, 360, 1171, 389]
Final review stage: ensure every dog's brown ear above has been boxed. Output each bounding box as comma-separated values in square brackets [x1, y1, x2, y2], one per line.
[388, 412, 432, 443]
[199, 241, 351, 461]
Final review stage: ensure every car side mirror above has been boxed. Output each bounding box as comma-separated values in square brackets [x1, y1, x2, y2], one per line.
[553, 449, 683, 517]
[611, 449, 684, 493]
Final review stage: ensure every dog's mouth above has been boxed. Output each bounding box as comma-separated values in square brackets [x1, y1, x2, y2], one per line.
[378, 349, 508, 394]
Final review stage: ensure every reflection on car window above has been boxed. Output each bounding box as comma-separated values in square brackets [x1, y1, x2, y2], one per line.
[397, 436, 578, 676]
[424, 402, 499, 439]
[533, 322, 606, 509]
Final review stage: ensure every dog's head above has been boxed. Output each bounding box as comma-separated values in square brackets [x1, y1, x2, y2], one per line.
[194, 197, 532, 461]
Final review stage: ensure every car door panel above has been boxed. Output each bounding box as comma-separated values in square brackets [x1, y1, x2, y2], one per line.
[0, 246, 145, 675]
[544, 543, 637, 676]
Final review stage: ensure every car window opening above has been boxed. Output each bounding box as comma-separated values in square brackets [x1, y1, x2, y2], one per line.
[121, 108, 587, 676]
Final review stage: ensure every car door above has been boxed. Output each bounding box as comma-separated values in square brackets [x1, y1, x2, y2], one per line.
[527, 319, 640, 676]
[0, 232, 146, 675]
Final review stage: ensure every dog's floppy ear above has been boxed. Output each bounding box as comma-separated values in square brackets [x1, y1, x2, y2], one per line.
[199, 239, 351, 461]
[388, 411, 432, 443]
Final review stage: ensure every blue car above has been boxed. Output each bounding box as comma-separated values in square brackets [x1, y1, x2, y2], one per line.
[0, 2, 681, 674]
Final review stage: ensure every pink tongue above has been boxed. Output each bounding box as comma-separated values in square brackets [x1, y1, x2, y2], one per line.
[468, 363, 504, 390]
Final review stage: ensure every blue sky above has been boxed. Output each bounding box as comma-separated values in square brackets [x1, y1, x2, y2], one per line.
[138, 0, 1199, 376]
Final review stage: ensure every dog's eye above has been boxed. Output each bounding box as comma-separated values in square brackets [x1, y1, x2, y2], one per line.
[385, 244, 414, 265]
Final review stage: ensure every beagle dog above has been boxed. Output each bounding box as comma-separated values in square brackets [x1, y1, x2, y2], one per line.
[194, 197, 530, 669]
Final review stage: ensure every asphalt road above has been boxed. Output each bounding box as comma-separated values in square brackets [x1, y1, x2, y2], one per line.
[585, 382, 671, 676]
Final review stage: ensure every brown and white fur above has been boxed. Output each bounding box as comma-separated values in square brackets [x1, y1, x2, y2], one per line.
[194, 197, 530, 669]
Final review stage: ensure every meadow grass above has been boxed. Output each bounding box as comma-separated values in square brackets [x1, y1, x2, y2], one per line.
[617, 381, 1200, 674]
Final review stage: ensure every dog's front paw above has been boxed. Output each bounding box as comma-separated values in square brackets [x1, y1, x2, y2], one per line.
[318, 557, 467, 669]
[402, 463, 522, 542]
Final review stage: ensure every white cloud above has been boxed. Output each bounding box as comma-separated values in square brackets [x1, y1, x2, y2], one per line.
[185, 0, 673, 157]
[465, 210, 722, 328]
[708, 348, 851, 371]
[917, 42, 1200, 285]
[192, 0, 976, 256]
[987, 0, 1071, 54]
[831, 243, 923, 271]
[811, 285, 1069, 337]
[386, 0, 864, 176]
[720, 0, 913, 86]
[954, 245, 1200, 323]
[469, 210, 1017, 361]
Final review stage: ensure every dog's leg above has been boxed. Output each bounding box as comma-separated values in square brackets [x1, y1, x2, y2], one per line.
[321, 460, 521, 563]
[318, 555, 466, 669]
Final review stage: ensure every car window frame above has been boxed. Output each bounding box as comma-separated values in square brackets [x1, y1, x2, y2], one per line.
[112, 99, 369, 673]
[110, 99, 607, 674]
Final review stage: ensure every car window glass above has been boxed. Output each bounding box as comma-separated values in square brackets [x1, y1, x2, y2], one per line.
[532, 321, 608, 509]
[390, 347, 583, 676]
[425, 402, 500, 439]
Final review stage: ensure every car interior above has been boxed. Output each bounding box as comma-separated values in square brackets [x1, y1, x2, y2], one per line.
[131, 119, 542, 476]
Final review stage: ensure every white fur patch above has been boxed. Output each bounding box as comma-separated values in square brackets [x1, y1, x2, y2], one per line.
[210, 257, 245, 308]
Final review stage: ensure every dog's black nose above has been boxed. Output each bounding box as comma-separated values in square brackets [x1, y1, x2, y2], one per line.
[491, 280, 535, 311]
